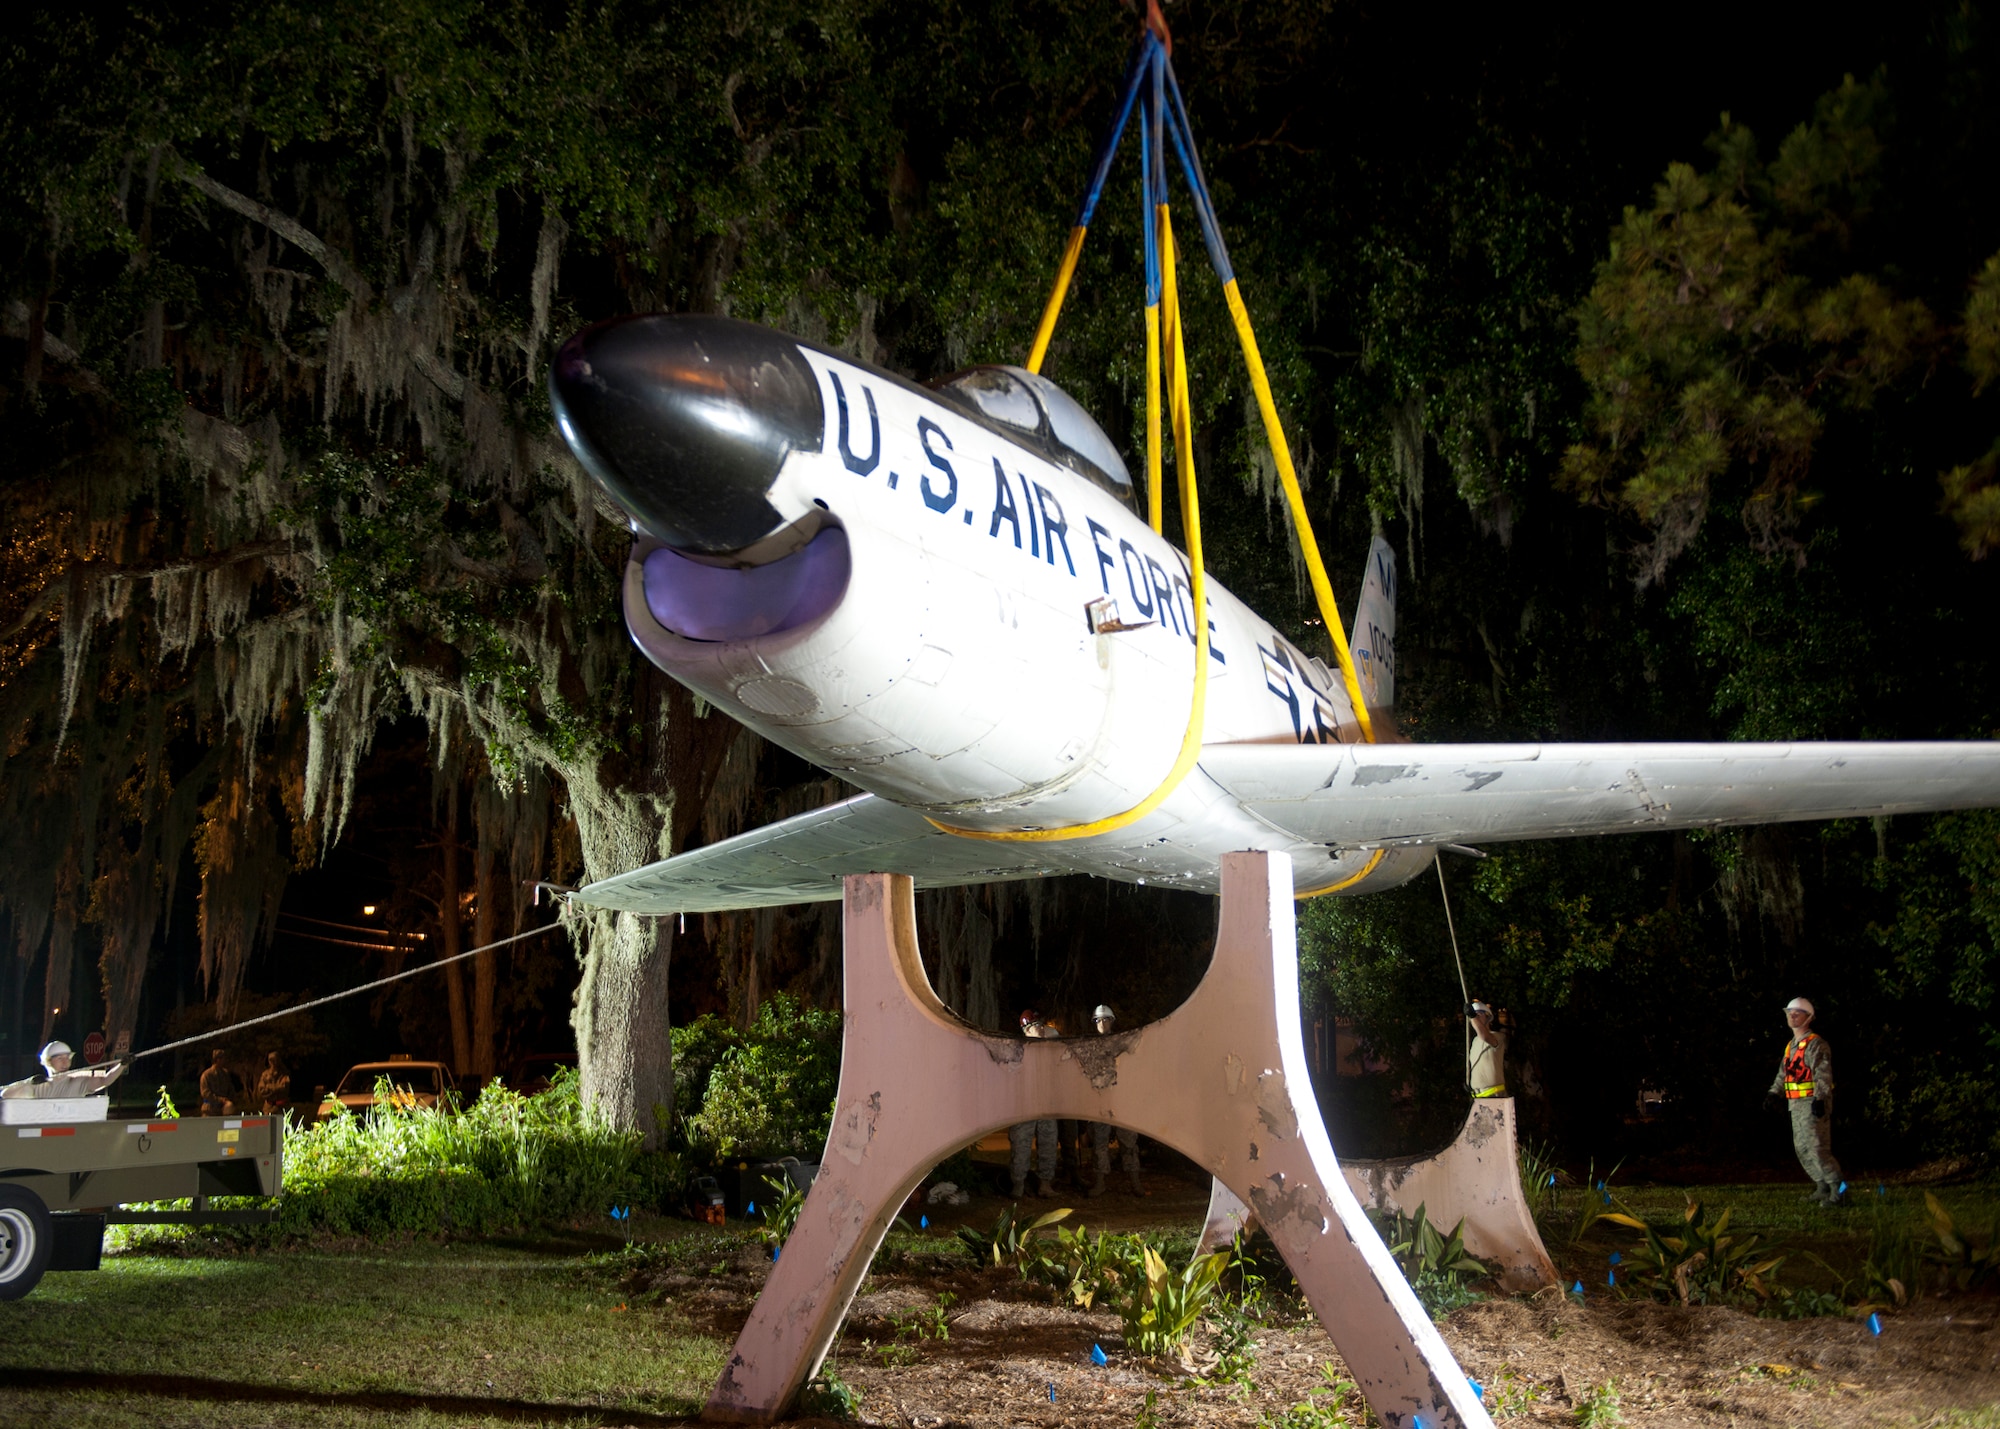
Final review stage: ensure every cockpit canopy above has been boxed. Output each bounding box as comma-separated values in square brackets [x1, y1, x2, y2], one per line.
[933, 366, 1136, 511]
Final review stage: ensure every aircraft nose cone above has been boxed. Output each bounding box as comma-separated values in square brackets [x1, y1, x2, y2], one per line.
[549, 315, 824, 555]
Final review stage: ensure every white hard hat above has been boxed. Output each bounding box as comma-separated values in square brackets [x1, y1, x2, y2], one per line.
[39, 1040, 71, 1069]
[1093, 1005, 1115, 1022]
[1785, 997, 1815, 1017]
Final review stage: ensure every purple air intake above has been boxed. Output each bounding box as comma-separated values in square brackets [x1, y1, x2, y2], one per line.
[641, 525, 851, 641]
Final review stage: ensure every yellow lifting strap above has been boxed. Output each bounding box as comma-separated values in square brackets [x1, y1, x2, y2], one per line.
[927, 34, 1374, 854]
[928, 201, 1210, 843]
[1222, 277, 1376, 745]
[1020, 152, 1373, 741]
[1025, 226, 1086, 377]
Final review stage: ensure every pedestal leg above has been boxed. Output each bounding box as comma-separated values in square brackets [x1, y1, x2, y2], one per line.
[1202, 1097, 1560, 1294]
[702, 852, 1491, 1429]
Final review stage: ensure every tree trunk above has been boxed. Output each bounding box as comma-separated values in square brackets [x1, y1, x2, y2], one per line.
[472, 838, 498, 1081]
[439, 795, 472, 1078]
[564, 674, 740, 1143]
[574, 908, 673, 1149]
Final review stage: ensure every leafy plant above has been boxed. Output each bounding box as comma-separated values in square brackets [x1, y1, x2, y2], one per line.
[1410, 1268, 1486, 1321]
[1518, 1141, 1569, 1219]
[1572, 1379, 1624, 1428]
[799, 1361, 862, 1420]
[956, 1203, 1073, 1268]
[1600, 1201, 1784, 1306]
[1764, 1284, 1848, 1319]
[757, 1174, 806, 1251]
[1382, 1203, 1488, 1280]
[1122, 1245, 1229, 1362]
[1922, 1192, 2000, 1292]
[887, 1292, 957, 1343]
[1257, 1365, 1363, 1428]
[1372, 1202, 1487, 1319]
[1135, 1388, 1164, 1429]
[1196, 1232, 1269, 1392]
[1776, 1247, 1895, 1318]
[1859, 1212, 1920, 1307]
[1560, 1159, 1627, 1246]
[1023, 1221, 1141, 1309]
[1486, 1365, 1544, 1418]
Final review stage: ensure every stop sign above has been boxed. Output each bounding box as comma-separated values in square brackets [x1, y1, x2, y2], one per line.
[82, 1031, 106, 1065]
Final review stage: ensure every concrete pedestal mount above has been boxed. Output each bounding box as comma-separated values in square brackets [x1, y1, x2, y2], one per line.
[1199, 1098, 1560, 1294]
[702, 851, 1493, 1429]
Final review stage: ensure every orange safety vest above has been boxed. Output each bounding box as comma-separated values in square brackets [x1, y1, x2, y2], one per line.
[1782, 1034, 1819, 1099]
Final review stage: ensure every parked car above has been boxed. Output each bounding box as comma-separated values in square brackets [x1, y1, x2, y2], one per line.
[320, 1056, 456, 1116]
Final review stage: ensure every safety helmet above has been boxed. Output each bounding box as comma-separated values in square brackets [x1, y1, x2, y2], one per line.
[1019, 1008, 1042, 1028]
[1785, 997, 1815, 1017]
[1092, 1004, 1115, 1023]
[39, 1040, 71, 1071]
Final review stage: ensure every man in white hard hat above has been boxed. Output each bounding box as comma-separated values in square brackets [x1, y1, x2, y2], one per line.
[1765, 997, 1844, 1205]
[1466, 999, 1507, 1098]
[0, 1040, 128, 1099]
[1084, 1005, 1145, 1198]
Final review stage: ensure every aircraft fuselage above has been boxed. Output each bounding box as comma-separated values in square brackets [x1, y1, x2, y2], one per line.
[555, 315, 1420, 897]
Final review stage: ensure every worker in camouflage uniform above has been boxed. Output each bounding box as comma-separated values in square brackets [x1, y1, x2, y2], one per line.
[1084, 1005, 1144, 1198]
[1007, 1009, 1060, 1199]
[199, 1048, 240, 1117]
[1765, 996, 1844, 1206]
[255, 1051, 291, 1114]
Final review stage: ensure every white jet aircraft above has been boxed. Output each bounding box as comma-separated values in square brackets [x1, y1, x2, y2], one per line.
[549, 313, 2000, 912]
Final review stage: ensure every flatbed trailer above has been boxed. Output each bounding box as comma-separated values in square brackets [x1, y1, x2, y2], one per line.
[0, 1102, 284, 1298]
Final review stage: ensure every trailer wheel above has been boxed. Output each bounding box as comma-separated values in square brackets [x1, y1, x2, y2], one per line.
[0, 1183, 52, 1300]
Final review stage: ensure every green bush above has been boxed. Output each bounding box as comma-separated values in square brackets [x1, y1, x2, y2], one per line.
[669, 1014, 745, 1136]
[276, 1070, 640, 1237]
[121, 1070, 643, 1245]
[684, 994, 842, 1161]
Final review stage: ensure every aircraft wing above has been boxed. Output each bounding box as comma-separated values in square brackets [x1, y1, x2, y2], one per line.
[1200, 740, 2000, 848]
[570, 793, 1062, 914]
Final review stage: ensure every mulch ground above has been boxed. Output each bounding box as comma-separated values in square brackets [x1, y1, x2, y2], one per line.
[632, 1165, 2000, 1427]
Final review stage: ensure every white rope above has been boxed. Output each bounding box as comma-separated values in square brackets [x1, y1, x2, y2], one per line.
[126, 923, 566, 1065]
[1437, 858, 1473, 1088]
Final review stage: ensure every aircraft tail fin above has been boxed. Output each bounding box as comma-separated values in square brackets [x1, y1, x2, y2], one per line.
[1348, 534, 1397, 723]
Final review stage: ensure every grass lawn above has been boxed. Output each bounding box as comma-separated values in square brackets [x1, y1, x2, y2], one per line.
[0, 1227, 723, 1428]
[6, 1178, 2000, 1427]
[1547, 1177, 2000, 1295]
